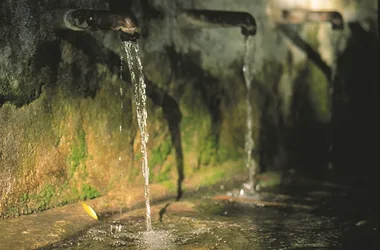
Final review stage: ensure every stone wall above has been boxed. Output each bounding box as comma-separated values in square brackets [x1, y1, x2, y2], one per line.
[0, 0, 135, 216]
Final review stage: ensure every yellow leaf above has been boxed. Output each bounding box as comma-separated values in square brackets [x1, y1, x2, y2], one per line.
[81, 202, 99, 220]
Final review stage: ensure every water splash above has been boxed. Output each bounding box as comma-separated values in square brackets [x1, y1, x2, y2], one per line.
[137, 230, 175, 250]
[242, 36, 257, 194]
[123, 41, 152, 231]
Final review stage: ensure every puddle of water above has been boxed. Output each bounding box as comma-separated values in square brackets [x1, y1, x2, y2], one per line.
[44, 182, 379, 250]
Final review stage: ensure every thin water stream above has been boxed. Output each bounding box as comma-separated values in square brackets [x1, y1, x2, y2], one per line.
[242, 36, 257, 193]
[328, 31, 345, 170]
[123, 41, 152, 232]
[118, 53, 125, 220]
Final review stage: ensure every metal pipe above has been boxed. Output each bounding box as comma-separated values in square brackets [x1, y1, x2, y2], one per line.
[55, 9, 141, 41]
[281, 10, 344, 30]
[177, 9, 257, 36]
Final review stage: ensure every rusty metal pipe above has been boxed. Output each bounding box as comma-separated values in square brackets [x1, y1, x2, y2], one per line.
[281, 10, 344, 30]
[177, 9, 257, 36]
[55, 9, 141, 41]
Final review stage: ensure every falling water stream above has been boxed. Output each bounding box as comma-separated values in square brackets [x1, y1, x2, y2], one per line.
[123, 41, 152, 232]
[327, 31, 345, 170]
[242, 36, 257, 193]
[118, 52, 125, 221]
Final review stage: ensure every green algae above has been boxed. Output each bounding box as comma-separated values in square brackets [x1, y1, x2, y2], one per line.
[80, 184, 100, 200]
[149, 139, 172, 169]
[68, 125, 88, 178]
[305, 24, 330, 122]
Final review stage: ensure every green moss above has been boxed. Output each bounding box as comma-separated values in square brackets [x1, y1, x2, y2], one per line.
[80, 184, 100, 200]
[36, 184, 55, 211]
[216, 146, 239, 163]
[304, 25, 330, 122]
[149, 139, 172, 168]
[160, 180, 176, 193]
[148, 137, 176, 183]
[305, 24, 320, 48]
[160, 140, 172, 159]
[68, 125, 88, 178]
[181, 115, 196, 152]
[135, 152, 142, 161]
[69, 186, 80, 201]
[308, 62, 330, 122]
[6, 206, 20, 217]
[198, 135, 217, 166]
[128, 163, 141, 182]
[19, 193, 29, 204]
[180, 84, 213, 150]
[198, 167, 225, 187]
[155, 163, 173, 182]
[180, 111, 217, 169]
[10, 171, 101, 215]
[177, 74, 248, 170]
